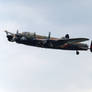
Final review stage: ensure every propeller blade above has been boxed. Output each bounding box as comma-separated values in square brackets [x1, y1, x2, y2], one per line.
[5, 30, 8, 35]
[34, 32, 36, 38]
[65, 34, 69, 39]
[48, 32, 51, 40]
[5, 30, 14, 35]
[16, 30, 19, 35]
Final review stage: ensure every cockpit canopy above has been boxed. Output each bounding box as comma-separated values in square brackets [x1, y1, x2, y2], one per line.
[21, 32, 35, 38]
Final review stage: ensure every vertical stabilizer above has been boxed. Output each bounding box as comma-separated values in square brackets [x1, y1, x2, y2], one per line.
[90, 41, 92, 52]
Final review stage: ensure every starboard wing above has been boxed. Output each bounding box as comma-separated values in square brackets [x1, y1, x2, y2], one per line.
[56, 38, 89, 46]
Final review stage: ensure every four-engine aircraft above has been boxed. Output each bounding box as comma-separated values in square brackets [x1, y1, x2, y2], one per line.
[5, 30, 92, 55]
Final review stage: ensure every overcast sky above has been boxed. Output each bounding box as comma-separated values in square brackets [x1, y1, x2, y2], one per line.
[0, 0, 92, 92]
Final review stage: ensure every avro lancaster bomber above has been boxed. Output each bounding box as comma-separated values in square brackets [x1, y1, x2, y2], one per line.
[5, 30, 92, 55]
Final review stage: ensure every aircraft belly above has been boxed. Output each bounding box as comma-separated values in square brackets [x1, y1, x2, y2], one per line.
[16, 39, 89, 51]
[16, 39, 46, 47]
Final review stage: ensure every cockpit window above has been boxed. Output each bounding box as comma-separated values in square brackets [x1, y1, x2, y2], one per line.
[22, 32, 34, 38]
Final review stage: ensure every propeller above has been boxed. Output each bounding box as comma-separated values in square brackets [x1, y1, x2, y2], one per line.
[45, 32, 51, 42]
[5, 30, 22, 42]
[5, 30, 14, 41]
[43, 32, 52, 47]
[5, 30, 8, 35]
[15, 30, 20, 37]
[48, 32, 51, 40]
[32, 32, 37, 40]
[34, 32, 36, 39]
[65, 34, 69, 39]
[5, 30, 14, 35]
[13, 30, 22, 41]
[16, 30, 19, 35]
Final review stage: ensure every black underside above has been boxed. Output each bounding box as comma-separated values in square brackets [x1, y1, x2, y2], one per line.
[15, 39, 88, 51]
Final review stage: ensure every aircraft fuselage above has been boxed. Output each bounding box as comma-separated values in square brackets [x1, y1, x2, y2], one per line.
[15, 37, 88, 51]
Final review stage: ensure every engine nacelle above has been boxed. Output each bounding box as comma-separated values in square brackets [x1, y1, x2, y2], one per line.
[7, 35, 13, 41]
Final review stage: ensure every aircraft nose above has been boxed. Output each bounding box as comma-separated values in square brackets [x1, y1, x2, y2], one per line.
[7, 35, 13, 41]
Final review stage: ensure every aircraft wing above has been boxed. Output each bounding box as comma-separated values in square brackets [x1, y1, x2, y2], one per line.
[66, 38, 89, 43]
[56, 38, 89, 46]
